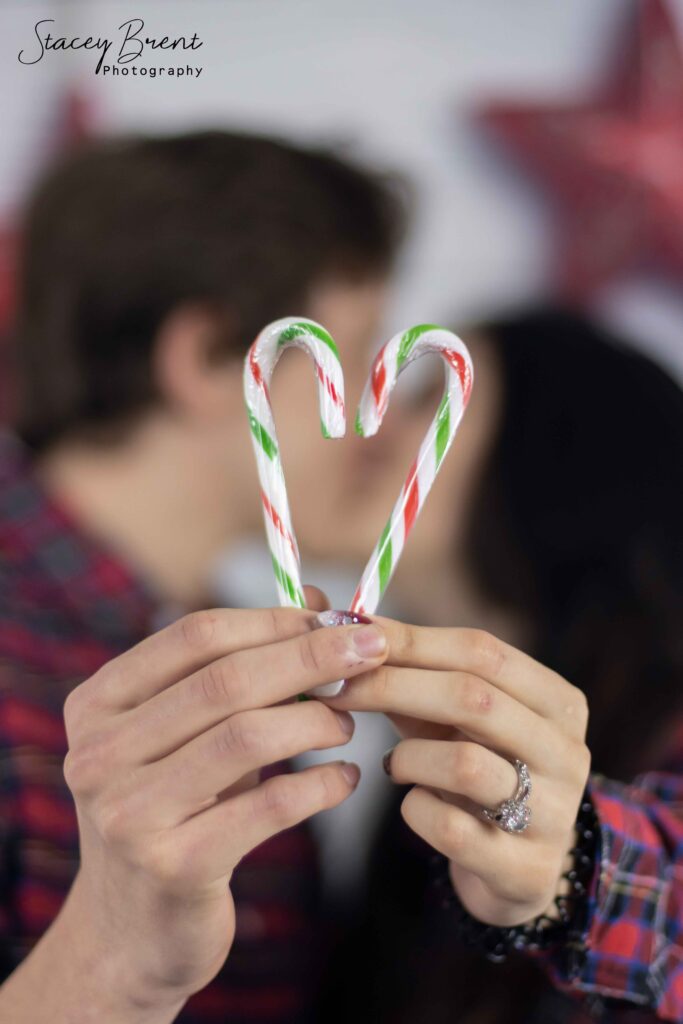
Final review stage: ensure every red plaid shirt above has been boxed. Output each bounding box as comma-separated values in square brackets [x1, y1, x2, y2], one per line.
[0, 429, 682, 1022]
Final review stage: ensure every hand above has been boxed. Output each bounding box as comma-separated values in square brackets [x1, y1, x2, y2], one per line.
[60, 597, 388, 1012]
[322, 621, 590, 928]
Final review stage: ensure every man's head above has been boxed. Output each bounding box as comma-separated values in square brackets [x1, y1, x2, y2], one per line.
[16, 129, 405, 451]
[13, 130, 406, 601]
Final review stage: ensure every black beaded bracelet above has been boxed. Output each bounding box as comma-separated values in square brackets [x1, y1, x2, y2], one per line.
[431, 790, 600, 977]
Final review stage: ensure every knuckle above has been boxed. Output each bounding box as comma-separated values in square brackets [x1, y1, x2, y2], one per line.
[453, 743, 483, 786]
[456, 673, 494, 717]
[96, 796, 133, 846]
[259, 776, 297, 826]
[62, 681, 100, 738]
[179, 610, 218, 651]
[62, 689, 84, 741]
[267, 606, 288, 642]
[62, 748, 83, 794]
[564, 686, 590, 733]
[138, 836, 192, 891]
[62, 735, 110, 796]
[393, 621, 416, 662]
[298, 631, 332, 676]
[196, 657, 245, 708]
[466, 629, 506, 680]
[216, 712, 263, 760]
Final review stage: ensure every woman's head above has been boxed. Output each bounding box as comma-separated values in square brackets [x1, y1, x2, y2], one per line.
[464, 307, 683, 776]
[395, 306, 682, 777]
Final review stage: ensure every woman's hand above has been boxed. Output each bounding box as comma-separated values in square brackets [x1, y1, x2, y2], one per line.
[56, 600, 387, 1017]
[322, 620, 591, 928]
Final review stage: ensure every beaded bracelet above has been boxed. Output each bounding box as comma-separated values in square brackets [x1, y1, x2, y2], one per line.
[431, 790, 600, 977]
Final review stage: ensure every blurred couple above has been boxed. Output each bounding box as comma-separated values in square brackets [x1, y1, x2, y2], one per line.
[0, 130, 681, 1024]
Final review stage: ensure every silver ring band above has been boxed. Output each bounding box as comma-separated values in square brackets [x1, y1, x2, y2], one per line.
[481, 759, 532, 834]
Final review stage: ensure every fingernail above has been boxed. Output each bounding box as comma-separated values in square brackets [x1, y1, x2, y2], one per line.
[315, 610, 373, 628]
[350, 625, 386, 659]
[334, 710, 355, 735]
[382, 746, 396, 777]
[340, 761, 361, 788]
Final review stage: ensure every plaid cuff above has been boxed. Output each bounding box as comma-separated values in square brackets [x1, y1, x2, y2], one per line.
[537, 772, 683, 1021]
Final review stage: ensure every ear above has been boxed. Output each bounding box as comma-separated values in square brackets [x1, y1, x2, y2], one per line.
[152, 304, 240, 420]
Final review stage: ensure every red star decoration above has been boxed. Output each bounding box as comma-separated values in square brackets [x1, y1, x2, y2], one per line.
[479, 0, 683, 298]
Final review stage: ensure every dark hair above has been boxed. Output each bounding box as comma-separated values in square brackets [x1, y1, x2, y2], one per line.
[468, 306, 683, 778]
[14, 129, 406, 452]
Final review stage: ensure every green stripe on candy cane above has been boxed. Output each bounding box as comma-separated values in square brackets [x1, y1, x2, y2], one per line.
[270, 550, 306, 608]
[247, 406, 278, 461]
[377, 519, 393, 597]
[435, 392, 451, 467]
[396, 323, 440, 370]
[278, 321, 341, 361]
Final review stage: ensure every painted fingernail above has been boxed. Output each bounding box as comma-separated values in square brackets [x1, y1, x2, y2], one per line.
[340, 761, 361, 788]
[334, 710, 355, 735]
[315, 610, 373, 628]
[382, 746, 396, 777]
[350, 625, 386, 659]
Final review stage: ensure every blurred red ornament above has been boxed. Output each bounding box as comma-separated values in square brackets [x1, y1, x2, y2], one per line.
[479, 0, 683, 297]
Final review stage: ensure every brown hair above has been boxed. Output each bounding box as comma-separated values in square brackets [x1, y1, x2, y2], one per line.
[14, 129, 406, 451]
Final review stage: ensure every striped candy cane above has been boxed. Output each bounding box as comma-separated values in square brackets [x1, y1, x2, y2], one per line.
[244, 317, 345, 614]
[350, 323, 473, 616]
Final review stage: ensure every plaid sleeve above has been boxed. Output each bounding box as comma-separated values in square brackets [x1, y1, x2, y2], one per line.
[0, 676, 19, 979]
[536, 770, 683, 1021]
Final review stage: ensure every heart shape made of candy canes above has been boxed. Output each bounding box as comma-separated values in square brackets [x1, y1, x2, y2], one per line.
[243, 317, 473, 696]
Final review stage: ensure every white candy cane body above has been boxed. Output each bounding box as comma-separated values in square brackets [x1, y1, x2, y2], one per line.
[243, 317, 345, 612]
[350, 324, 473, 615]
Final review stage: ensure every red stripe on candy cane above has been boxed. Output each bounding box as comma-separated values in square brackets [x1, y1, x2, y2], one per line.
[249, 348, 271, 402]
[441, 348, 473, 403]
[371, 352, 388, 419]
[315, 363, 345, 414]
[260, 489, 299, 559]
[403, 459, 420, 537]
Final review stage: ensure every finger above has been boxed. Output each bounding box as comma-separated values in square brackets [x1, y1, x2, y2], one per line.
[116, 621, 386, 763]
[401, 787, 548, 910]
[130, 702, 356, 826]
[371, 620, 587, 731]
[325, 665, 561, 770]
[387, 739, 519, 810]
[401, 786, 511, 881]
[303, 585, 331, 612]
[169, 760, 361, 881]
[85, 607, 322, 710]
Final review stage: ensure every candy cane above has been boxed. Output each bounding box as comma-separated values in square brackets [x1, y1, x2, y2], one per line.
[244, 318, 472, 696]
[243, 317, 345, 612]
[350, 323, 473, 615]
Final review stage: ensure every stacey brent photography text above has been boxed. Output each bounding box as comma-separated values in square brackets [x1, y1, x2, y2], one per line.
[18, 18, 204, 78]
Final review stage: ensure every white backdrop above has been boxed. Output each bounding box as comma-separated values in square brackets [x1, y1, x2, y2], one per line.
[2, 0, 682, 378]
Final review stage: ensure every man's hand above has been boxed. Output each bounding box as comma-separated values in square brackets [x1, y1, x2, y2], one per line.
[58, 601, 387, 1013]
[322, 619, 590, 928]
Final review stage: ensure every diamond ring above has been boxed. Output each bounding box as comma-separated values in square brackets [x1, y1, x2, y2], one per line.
[481, 759, 532, 835]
